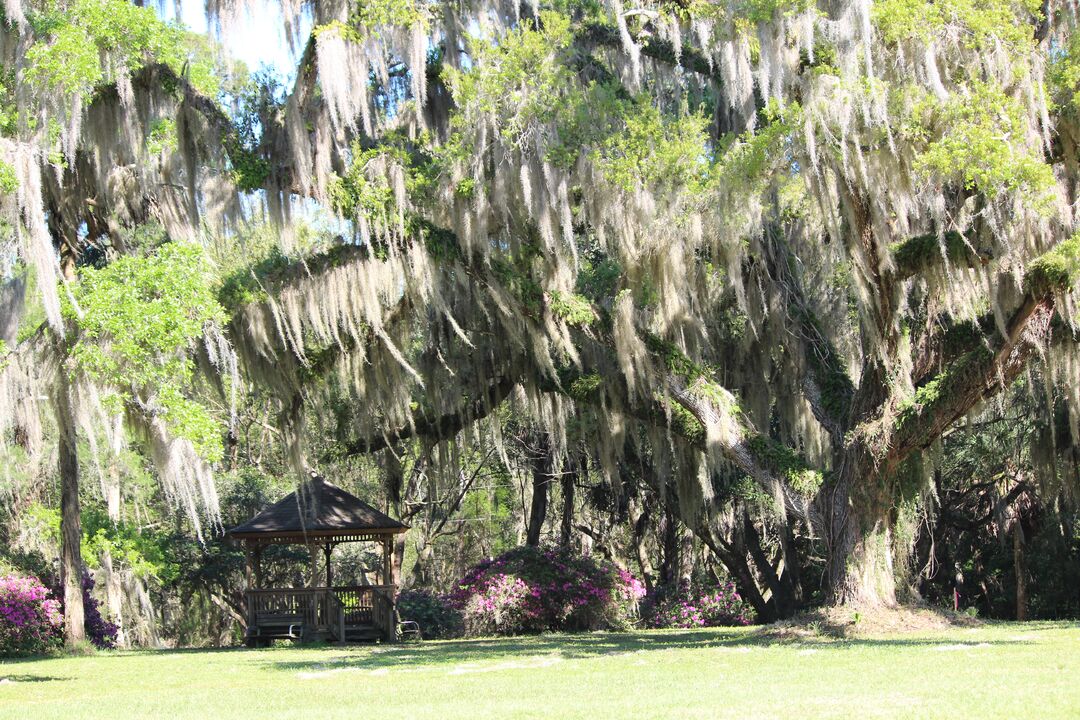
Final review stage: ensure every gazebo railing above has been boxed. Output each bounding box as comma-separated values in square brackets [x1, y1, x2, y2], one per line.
[245, 585, 395, 641]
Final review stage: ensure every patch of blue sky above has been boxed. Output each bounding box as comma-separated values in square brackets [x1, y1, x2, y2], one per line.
[156, 0, 311, 81]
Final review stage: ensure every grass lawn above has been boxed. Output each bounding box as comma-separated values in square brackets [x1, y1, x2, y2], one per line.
[1, 621, 1078, 719]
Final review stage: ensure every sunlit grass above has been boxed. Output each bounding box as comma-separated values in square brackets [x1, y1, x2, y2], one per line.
[1, 621, 1078, 719]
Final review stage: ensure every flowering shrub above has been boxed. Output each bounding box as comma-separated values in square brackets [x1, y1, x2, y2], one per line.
[79, 573, 119, 649]
[642, 581, 755, 629]
[396, 589, 462, 639]
[449, 546, 645, 636]
[0, 573, 63, 656]
[45, 572, 119, 650]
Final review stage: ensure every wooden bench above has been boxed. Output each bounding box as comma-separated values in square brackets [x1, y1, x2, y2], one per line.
[246, 612, 305, 646]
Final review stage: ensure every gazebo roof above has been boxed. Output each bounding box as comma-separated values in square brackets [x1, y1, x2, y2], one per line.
[226, 473, 408, 542]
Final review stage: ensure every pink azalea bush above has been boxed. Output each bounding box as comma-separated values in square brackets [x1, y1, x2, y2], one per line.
[643, 581, 755, 629]
[0, 573, 63, 656]
[450, 546, 646, 636]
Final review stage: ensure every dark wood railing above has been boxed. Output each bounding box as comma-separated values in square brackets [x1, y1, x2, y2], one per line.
[245, 585, 395, 642]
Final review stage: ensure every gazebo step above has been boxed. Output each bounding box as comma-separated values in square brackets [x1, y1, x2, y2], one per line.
[343, 624, 383, 641]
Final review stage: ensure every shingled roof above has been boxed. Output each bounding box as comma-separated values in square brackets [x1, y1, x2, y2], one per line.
[226, 473, 407, 540]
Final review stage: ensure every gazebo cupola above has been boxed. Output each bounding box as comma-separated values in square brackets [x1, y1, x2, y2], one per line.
[226, 472, 408, 645]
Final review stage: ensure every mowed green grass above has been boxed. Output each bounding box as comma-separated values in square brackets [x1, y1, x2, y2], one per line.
[1, 621, 1078, 719]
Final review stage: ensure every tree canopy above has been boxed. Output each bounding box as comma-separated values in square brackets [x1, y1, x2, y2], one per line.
[1, 0, 1079, 643]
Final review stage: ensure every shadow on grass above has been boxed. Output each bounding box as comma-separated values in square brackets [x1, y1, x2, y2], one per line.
[0, 674, 67, 683]
[265, 627, 1030, 675]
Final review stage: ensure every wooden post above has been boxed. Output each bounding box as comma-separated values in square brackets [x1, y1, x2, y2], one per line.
[253, 546, 264, 588]
[244, 544, 254, 590]
[308, 544, 319, 588]
[324, 543, 333, 587]
[383, 536, 396, 642]
[382, 537, 392, 586]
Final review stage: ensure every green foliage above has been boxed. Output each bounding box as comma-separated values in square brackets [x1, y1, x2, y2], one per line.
[445, 11, 716, 195]
[24, 0, 219, 99]
[446, 12, 573, 121]
[575, 250, 622, 303]
[330, 139, 433, 222]
[872, 0, 1041, 54]
[0, 160, 17, 194]
[644, 332, 708, 383]
[1025, 233, 1080, 297]
[894, 344, 993, 438]
[354, 0, 427, 29]
[145, 118, 177, 156]
[314, 0, 426, 41]
[594, 99, 712, 193]
[217, 252, 289, 309]
[65, 242, 227, 460]
[396, 590, 462, 639]
[549, 292, 596, 327]
[86, 508, 177, 582]
[732, 0, 814, 25]
[566, 372, 603, 401]
[716, 100, 799, 195]
[664, 401, 707, 445]
[1050, 33, 1080, 114]
[745, 434, 824, 497]
[890, 231, 973, 274]
[907, 82, 1055, 210]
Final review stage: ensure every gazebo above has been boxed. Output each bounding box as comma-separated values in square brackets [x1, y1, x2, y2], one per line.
[226, 472, 408, 645]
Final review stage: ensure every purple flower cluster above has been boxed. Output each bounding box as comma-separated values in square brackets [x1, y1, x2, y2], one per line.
[0, 573, 63, 657]
[76, 573, 119, 650]
[450, 546, 645, 636]
[643, 581, 755, 629]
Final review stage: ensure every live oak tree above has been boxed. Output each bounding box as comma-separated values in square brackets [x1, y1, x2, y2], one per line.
[3, 0, 1080, 647]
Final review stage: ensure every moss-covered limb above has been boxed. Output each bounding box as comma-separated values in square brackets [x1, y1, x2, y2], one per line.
[889, 230, 989, 279]
[218, 244, 373, 311]
[336, 374, 519, 457]
[761, 229, 855, 435]
[576, 21, 720, 82]
[792, 306, 856, 433]
[909, 309, 1002, 387]
[887, 296, 1054, 468]
[745, 434, 826, 497]
[1025, 232, 1080, 298]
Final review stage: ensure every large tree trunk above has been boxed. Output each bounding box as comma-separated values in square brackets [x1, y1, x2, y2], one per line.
[382, 448, 409, 586]
[659, 506, 679, 586]
[56, 369, 86, 646]
[559, 456, 577, 546]
[628, 496, 655, 592]
[525, 434, 552, 546]
[823, 467, 899, 607]
[1014, 522, 1028, 621]
[742, 510, 798, 617]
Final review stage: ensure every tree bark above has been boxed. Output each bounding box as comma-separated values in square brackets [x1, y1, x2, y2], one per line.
[1014, 522, 1028, 621]
[628, 496, 655, 592]
[742, 509, 797, 617]
[823, 465, 899, 607]
[660, 506, 679, 586]
[526, 434, 552, 547]
[56, 369, 86, 646]
[559, 456, 578, 546]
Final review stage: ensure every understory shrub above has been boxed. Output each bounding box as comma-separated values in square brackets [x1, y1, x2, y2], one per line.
[0, 573, 63, 656]
[396, 589, 462, 639]
[78, 573, 119, 649]
[47, 572, 119, 650]
[642, 581, 755, 628]
[449, 546, 646, 636]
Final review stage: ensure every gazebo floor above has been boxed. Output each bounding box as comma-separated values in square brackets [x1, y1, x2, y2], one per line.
[244, 585, 396, 645]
